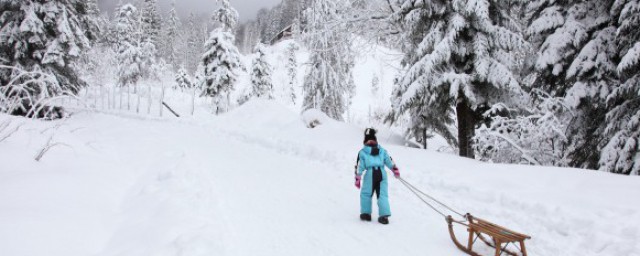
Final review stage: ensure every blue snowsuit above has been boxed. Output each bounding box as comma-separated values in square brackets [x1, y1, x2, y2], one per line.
[357, 144, 394, 217]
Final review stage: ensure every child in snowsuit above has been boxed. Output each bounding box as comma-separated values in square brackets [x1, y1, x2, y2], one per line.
[354, 128, 400, 224]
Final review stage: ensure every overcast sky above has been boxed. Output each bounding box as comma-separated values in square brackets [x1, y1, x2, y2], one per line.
[97, 0, 281, 22]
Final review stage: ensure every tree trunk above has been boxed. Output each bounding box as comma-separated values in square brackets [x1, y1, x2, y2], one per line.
[422, 128, 428, 150]
[456, 98, 475, 159]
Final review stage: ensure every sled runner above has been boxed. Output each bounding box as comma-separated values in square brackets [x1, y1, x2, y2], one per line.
[446, 214, 530, 256]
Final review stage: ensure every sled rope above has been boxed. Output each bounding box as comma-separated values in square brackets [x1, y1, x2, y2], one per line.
[397, 177, 465, 218]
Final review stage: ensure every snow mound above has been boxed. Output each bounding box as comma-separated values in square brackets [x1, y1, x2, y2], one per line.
[220, 100, 408, 150]
[301, 108, 333, 128]
[221, 99, 306, 131]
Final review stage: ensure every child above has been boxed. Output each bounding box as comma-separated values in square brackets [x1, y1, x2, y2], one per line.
[354, 128, 400, 224]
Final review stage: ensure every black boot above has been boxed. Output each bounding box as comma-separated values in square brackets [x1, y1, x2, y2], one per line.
[360, 213, 372, 221]
[378, 216, 389, 225]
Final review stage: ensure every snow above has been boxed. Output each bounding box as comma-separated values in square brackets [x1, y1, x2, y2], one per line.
[619, 42, 640, 73]
[2, 98, 640, 256]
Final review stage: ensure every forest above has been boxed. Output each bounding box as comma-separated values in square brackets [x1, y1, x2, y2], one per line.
[1, 0, 639, 175]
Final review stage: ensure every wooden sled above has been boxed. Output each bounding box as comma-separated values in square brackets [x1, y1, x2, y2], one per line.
[446, 214, 531, 256]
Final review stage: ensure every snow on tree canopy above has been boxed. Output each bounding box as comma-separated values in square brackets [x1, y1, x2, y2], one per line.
[163, 1, 181, 70]
[525, 0, 622, 171]
[301, 0, 356, 121]
[174, 67, 192, 90]
[0, 0, 98, 97]
[114, 4, 143, 87]
[251, 44, 274, 100]
[214, 0, 239, 32]
[286, 42, 299, 105]
[527, 1, 616, 100]
[184, 13, 202, 75]
[598, 0, 640, 175]
[201, 28, 242, 114]
[474, 91, 572, 166]
[141, 0, 162, 44]
[389, 0, 527, 156]
[394, 0, 526, 108]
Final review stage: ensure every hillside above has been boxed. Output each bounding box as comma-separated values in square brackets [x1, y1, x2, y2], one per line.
[1, 100, 639, 256]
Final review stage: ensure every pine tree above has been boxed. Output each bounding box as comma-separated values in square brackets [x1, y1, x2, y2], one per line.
[163, 1, 181, 70]
[389, 0, 528, 158]
[114, 4, 143, 87]
[599, 0, 640, 175]
[185, 13, 200, 74]
[201, 30, 242, 114]
[286, 42, 299, 105]
[0, 0, 98, 113]
[141, 0, 161, 51]
[301, 0, 356, 121]
[214, 0, 239, 32]
[525, 0, 618, 169]
[251, 44, 274, 99]
[201, 2, 242, 114]
[175, 67, 192, 91]
[139, 38, 158, 80]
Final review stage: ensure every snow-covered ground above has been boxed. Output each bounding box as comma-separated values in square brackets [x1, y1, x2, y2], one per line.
[1, 39, 639, 256]
[1, 99, 639, 256]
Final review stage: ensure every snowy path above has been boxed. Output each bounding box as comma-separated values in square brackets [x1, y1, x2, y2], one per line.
[91, 112, 460, 255]
[1, 101, 640, 256]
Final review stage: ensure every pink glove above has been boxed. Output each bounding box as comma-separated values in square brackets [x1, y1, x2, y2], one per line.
[392, 166, 400, 178]
[355, 175, 361, 189]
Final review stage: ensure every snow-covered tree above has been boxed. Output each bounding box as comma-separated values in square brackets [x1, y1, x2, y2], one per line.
[251, 44, 274, 99]
[163, 1, 181, 70]
[301, 0, 356, 121]
[388, 78, 458, 149]
[214, 0, 239, 32]
[114, 4, 143, 87]
[201, 29, 242, 114]
[139, 38, 158, 80]
[174, 67, 192, 91]
[525, 0, 618, 169]
[185, 13, 201, 75]
[389, 0, 528, 158]
[286, 42, 299, 105]
[141, 0, 162, 45]
[0, 0, 97, 114]
[474, 90, 572, 166]
[599, 0, 640, 175]
[201, 1, 242, 114]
